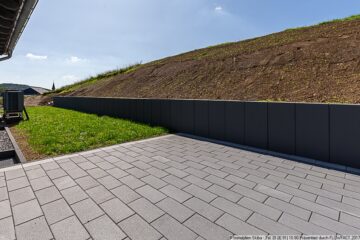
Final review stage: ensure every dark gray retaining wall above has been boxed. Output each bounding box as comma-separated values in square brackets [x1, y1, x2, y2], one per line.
[54, 97, 360, 169]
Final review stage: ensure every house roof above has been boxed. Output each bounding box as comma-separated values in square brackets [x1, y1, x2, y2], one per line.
[24, 86, 50, 94]
[0, 0, 38, 61]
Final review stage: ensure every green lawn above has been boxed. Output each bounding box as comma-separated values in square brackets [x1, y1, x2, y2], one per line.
[15, 106, 168, 157]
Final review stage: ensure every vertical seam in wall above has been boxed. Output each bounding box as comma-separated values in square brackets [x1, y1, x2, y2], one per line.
[207, 101, 210, 138]
[243, 103, 245, 144]
[294, 104, 297, 155]
[266, 103, 269, 150]
[328, 104, 331, 163]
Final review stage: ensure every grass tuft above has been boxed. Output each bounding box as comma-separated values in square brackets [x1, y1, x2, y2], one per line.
[15, 106, 167, 157]
[49, 62, 142, 95]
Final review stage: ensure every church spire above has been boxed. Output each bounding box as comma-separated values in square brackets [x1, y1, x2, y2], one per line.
[52, 82, 55, 91]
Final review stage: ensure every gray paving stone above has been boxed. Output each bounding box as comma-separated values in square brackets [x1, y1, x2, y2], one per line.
[183, 175, 211, 189]
[286, 175, 322, 188]
[306, 175, 344, 188]
[85, 215, 126, 240]
[316, 196, 360, 217]
[42, 199, 73, 224]
[15, 216, 53, 240]
[163, 175, 190, 189]
[67, 168, 88, 179]
[78, 162, 97, 170]
[279, 213, 335, 235]
[30, 176, 53, 191]
[98, 175, 122, 190]
[204, 175, 234, 189]
[0, 200, 12, 220]
[152, 214, 197, 240]
[120, 175, 145, 189]
[141, 175, 167, 189]
[136, 185, 167, 203]
[310, 213, 360, 235]
[5, 169, 25, 180]
[225, 175, 256, 189]
[35, 186, 62, 205]
[300, 184, 342, 201]
[51, 216, 90, 240]
[184, 167, 209, 179]
[111, 185, 141, 204]
[53, 176, 76, 190]
[207, 185, 242, 203]
[41, 161, 59, 171]
[160, 185, 192, 203]
[184, 197, 223, 222]
[342, 196, 360, 208]
[130, 198, 164, 222]
[247, 213, 300, 235]
[339, 212, 360, 229]
[100, 198, 134, 223]
[291, 196, 339, 220]
[26, 168, 46, 180]
[203, 167, 228, 178]
[132, 161, 152, 170]
[276, 184, 317, 202]
[113, 160, 133, 170]
[46, 168, 67, 180]
[127, 167, 149, 178]
[7, 177, 29, 191]
[212, 197, 253, 221]
[76, 176, 100, 190]
[216, 213, 266, 235]
[231, 184, 267, 203]
[166, 168, 189, 178]
[254, 184, 292, 202]
[0, 187, 8, 202]
[184, 184, 216, 203]
[265, 175, 300, 188]
[86, 185, 114, 204]
[146, 167, 169, 178]
[9, 186, 35, 206]
[221, 167, 248, 179]
[0, 216, 15, 240]
[87, 168, 108, 179]
[119, 214, 162, 240]
[107, 168, 128, 179]
[157, 198, 194, 223]
[61, 185, 88, 204]
[245, 175, 278, 188]
[71, 198, 104, 224]
[265, 197, 311, 221]
[13, 199, 43, 225]
[184, 214, 231, 240]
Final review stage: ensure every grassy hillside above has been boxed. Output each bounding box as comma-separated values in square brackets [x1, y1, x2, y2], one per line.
[52, 14, 360, 103]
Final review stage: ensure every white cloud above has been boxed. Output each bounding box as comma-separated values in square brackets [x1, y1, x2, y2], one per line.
[66, 56, 86, 64]
[26, 53, 48, 60]
[214, 6, 223, 12]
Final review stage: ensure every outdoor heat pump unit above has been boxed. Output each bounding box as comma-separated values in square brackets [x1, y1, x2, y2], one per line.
[2, 90, 28, 122]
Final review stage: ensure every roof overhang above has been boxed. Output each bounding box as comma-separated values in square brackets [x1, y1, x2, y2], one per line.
[0, 0, 38, 61]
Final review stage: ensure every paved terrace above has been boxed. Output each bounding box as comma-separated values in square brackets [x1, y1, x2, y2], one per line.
[1, 135, 360, 240]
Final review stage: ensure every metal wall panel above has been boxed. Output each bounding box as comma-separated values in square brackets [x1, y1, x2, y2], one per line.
[225, 101, 245, 144]
[268, 103, 296, 154]
[209, 101, 225, 140]
[296, 104, 329, 162]
[245, 102, 268, 149]
[194, 101, 209, 138]
[330, 105, 360, 168]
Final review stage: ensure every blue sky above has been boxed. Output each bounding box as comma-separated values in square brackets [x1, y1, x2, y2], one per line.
[0, 0, 359, 89]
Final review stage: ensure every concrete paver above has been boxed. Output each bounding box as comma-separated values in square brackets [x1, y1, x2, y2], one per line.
[1, 134, 360, 239]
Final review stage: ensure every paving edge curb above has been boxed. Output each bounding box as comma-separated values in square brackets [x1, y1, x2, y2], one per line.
[5, 127, 26, 164]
